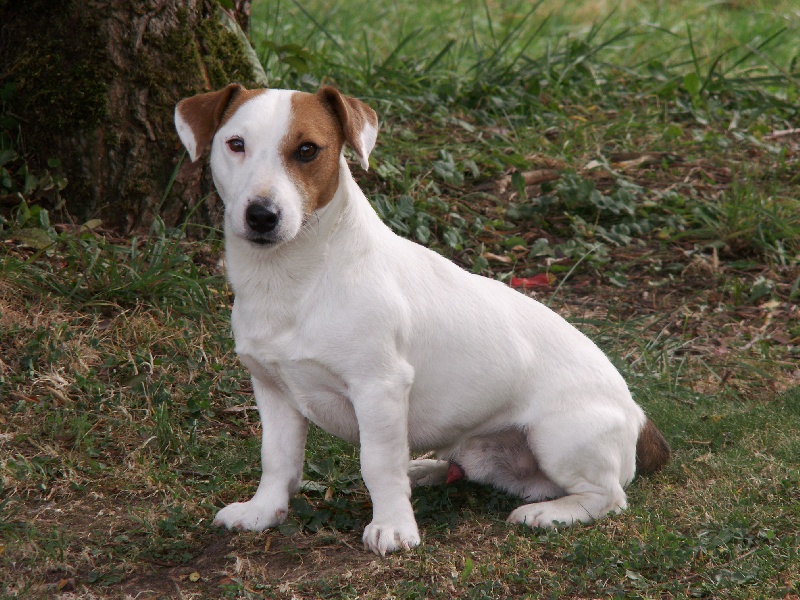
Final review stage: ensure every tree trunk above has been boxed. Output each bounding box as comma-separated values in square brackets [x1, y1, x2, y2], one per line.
[0, 0, 266, 233]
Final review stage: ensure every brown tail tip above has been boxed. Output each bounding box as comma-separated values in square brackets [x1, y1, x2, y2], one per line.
[636, 418, 671, 474]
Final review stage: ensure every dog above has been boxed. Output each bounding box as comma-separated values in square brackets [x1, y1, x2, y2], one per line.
[174, 84, 670, 556]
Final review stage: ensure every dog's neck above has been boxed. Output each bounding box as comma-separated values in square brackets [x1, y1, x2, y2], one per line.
[224, 156, 381, 301]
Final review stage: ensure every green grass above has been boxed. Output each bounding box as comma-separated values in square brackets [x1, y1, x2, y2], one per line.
[1, 0, 799, 597]
[253, 0, 799, 276]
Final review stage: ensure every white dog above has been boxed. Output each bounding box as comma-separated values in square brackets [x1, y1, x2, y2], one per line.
[175, 84, 670, 556]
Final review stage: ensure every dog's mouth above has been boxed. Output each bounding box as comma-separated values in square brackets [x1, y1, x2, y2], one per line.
[246, 236, 277, 246]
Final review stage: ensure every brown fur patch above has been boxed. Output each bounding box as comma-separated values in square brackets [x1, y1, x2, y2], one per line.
[282, 92, 346, 215]
[318, 86, 378, 162]
[176, 83, 243, 159]
[635, 419, 671, 474]
[176, 85, 267, 160]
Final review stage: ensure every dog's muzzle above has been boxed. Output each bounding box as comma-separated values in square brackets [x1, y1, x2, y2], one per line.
[245, 198, 281, 244]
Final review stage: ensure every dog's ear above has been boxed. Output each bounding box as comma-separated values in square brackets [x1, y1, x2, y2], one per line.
[175, 83, 244, 162]
[318, 86, 379, 170]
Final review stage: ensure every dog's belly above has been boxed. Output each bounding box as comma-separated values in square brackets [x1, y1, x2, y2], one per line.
[240, 353, 360, 444]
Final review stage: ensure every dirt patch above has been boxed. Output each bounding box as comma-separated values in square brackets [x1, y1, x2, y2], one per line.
[120, 530, 378, 597]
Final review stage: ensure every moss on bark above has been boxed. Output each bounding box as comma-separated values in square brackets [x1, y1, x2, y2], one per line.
[3, 0, 112, 136]
[0, 0, 263, 231]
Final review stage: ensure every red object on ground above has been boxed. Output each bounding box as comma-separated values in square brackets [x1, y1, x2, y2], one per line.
[510, 273, 555, 288]
[446, 462, 465, 484]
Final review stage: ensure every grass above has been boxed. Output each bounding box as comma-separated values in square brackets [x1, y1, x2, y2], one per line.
[2, 0, 799, 597]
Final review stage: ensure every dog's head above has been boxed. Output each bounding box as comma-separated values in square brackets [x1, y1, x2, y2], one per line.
[175, 85, 378, 246]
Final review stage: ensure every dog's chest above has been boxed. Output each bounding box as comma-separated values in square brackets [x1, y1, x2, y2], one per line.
[238, 350, 360, 443]
[230, 284, 362, 440]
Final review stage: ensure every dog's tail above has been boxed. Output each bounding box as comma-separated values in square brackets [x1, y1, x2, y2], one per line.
[635, 418, 671, 474]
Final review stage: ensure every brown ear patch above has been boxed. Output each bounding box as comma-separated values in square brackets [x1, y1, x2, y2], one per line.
[318, 86, 378, 169]
[175, 84, 266, 161]
[282, 92, 346, 215]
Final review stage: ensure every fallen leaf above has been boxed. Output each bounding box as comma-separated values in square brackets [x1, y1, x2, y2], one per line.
[81, 218, 103, 231]
[519, 169, 560, 186]
[585, 159, 603, 170]
[189, 571, 200, 582]
[494, 169, 560, 193]
[482, 252, 512, 264]
[13, 228, 54, 249]
[626, 569, 644, 581]
[510, 273, 556, 288]
[694, 453, 714, 463]
[610, 151, 682, 170]
[764, 128, 800, 140]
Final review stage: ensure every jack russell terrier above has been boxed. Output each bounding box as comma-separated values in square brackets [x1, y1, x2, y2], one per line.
[175, 84, 670, 556]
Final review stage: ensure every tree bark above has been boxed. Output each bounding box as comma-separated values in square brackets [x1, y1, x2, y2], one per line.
[0, 0, 265, 233]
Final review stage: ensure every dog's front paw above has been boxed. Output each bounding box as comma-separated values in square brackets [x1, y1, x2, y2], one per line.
[213, 501, 288, 532]
[362, 520, 421, 556]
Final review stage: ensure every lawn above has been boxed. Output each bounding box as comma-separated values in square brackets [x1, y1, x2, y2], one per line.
[1, 0, 799, 597]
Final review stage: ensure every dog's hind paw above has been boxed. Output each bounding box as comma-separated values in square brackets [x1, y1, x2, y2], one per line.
[407, 458, 450, 487]
[507, 493, 624, 529]
[507, 502, 575, 529]
[213, 501, 287, 532]
[362, 520, 421, 556]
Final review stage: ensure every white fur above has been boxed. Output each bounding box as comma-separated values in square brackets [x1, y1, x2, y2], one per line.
[174, 110, 199, 162]
[185, 89, 647, 556]
[357, 122, 378, 169]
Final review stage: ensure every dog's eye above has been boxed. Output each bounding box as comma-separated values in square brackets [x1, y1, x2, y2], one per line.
[296, 143, 318, 162]
[227, 137, 245, 153]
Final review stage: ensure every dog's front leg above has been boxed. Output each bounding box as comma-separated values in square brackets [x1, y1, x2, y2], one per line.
[353, 370, 421, 556]
[214, 377, 308, 531]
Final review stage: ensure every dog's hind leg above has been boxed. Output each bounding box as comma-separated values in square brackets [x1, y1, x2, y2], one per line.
[445, 430, 566, 501]
[507, 407, 639, 528]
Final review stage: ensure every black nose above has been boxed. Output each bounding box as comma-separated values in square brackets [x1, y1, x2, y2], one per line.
[245, 203, 279, 234]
